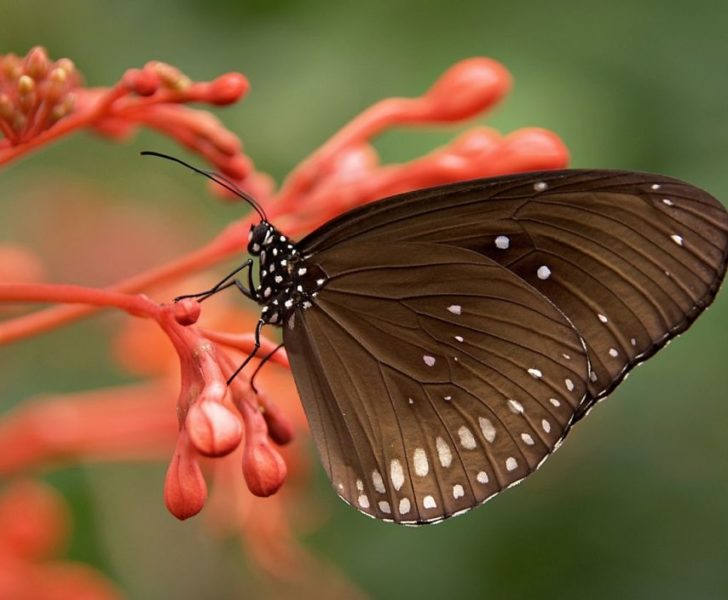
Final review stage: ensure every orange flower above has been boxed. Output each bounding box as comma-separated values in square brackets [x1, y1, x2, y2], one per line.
[0, 50, 569, 582]
[0, 480, 121, 600]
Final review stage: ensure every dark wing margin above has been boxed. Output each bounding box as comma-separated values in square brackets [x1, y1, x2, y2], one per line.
[298, 170, 728, 414]
[284, 242, 590, 524]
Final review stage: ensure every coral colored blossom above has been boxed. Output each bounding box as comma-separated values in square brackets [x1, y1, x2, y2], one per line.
[0, 480, 121, 600]
[0, 50, 569, 582]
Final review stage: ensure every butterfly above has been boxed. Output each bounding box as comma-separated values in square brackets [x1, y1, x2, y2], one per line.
[145, 155, 728, 525]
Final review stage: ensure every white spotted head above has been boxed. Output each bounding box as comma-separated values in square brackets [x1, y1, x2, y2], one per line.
[247, 221, 275, 255]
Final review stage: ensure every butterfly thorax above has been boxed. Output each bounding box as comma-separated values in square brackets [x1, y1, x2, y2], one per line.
[247, 221, 326, 327]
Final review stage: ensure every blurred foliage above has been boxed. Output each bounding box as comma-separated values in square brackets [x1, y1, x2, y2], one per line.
[1, 0, 727, 598]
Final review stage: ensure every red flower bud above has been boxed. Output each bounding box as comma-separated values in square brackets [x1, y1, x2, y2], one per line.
[173, 298, 201, 326]
[123, 68, 160, 96]
[243, 438, 287, 497]
[423, 57, 511, 122]
[164, 435, 207, 520]
[209, 73, 249, 105]
[186, 401, 242, 457]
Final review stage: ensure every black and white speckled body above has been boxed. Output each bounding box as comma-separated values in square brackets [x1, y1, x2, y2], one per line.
[247, 221, 326, 326]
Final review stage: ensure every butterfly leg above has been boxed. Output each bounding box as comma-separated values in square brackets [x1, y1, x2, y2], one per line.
[226, 319, 265, 385]
[175, 259, 258, 302]
[249, 342, 284, 393]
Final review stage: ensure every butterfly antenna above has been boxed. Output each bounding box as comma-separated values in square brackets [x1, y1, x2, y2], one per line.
[140, 151, 268, 221]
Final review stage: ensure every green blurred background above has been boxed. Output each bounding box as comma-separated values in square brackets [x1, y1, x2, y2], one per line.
[1, 0, 727, 598]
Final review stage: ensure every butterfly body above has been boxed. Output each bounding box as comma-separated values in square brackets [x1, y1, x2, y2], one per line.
[247, 222, 326, 326]
[243, 169, 727, 525]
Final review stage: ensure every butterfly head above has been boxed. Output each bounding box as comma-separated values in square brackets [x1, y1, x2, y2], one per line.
[247, 221, 275, 256]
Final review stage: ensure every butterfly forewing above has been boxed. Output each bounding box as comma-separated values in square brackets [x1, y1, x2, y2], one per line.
[298, 170, 728, 417]
[284, 242, 590, 523]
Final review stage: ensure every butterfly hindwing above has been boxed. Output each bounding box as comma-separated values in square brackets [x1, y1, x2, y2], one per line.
[284, 242, 590, 524]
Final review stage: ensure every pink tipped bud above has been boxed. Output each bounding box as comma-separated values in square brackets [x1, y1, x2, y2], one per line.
[243, 438, 287, 497]
[173, 298, 201, 325]
[423, 57, 511, 122]
[25, 47, 49, 80]
[209, 73, 249, 105]
[164, 438, 207, 520]
[186, 401, 242, 457]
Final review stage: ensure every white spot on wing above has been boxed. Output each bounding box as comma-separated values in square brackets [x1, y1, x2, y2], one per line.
[436, 437, 453, 468]
[453, 484, 465, 499]
[358, 494, 370, 508]
[662, 198, 674, 206]
[542, 419, 552, 433]
[447, 304, 462, 315]
[476, 471, 489, 484]
[479, 417, 496, 442]
[390, 459, 405, 490]
[372, 470, 386, 494]
[536, 265, 551, 280]
[378, 500, 391, 514]
[565, 378, 575, 392]
[534, 181, 548, 192]
[671, 234, 684, 246]
[399, 498, 411, 514]
[505, 457, 518, 471]
[521, 433, 535, 445]
[458, 425, 477, 449]
[413, 448, 429, 477]
[651, 184, 661, 190]
[508, 399, 524, 414]
[454, 335, 464, 343]
[527, 368, 543, 379]
[549, 398, 561, 407]
[495, 235, 510, 250]
[609, 347, 619, 358]
[423, 495, 437, 509]
[598, 313, 608, 323]
[423, 355, 436, 367]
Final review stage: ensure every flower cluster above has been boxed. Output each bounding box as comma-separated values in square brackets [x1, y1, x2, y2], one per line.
[0, 46, 250, 180]
[0, 46, 569, 586]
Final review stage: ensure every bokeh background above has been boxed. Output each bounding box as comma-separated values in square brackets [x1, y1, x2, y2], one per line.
[2, 0, 727, 598]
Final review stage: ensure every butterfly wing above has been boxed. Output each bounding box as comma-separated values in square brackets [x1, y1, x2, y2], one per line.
[284, 241, 590, 523]
[298, 170, 728, 416]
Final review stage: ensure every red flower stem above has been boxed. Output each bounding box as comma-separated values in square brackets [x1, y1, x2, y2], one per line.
[0, 219, 253, 345]
[0, 123, 18, 145]
[0, 283, 159, 318]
